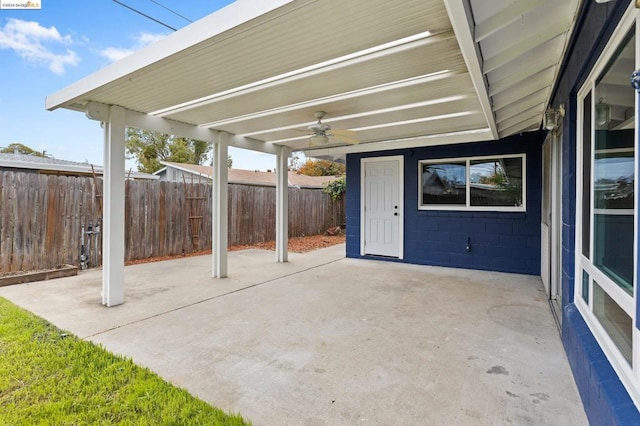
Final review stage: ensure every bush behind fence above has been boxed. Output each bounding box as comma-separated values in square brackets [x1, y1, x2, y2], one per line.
[0, 171, 345, 273]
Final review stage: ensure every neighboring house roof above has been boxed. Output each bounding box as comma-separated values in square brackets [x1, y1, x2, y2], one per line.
[156, 161, 213, 182]
[0, 152, 158, 180]
[157, 161, 340, 188]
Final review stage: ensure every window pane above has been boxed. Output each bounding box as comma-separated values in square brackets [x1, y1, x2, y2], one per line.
[594, 214, 634, 294]
[469, 157, 523, 207]
[593, 281, 632, 365]
[593, 29, 635, 294]
[582, 270, 590, 304]
[594, 149, 634, 210]
[582, 92, 592, 259]
[421, 162, 466, 205]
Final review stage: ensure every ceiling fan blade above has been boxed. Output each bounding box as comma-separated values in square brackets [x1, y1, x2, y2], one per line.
[331, 129, 357, 137]
[330, 129, 359, 144]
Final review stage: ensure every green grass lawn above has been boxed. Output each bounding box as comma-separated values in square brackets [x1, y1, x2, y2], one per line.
[0, 297, 250, 425]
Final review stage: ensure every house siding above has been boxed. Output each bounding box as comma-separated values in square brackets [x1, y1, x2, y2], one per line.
[156, 166, 211, 183]
[550, 0, 640, 423]
[346, 132, 544, 275]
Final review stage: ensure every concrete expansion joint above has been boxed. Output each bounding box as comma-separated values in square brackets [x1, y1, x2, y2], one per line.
[81, 256, 344, 340]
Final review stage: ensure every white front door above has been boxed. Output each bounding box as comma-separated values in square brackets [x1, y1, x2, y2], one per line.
[361, 156, 403, 258]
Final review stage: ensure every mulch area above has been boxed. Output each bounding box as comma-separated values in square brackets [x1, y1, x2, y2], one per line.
[125, 234, 345, 266]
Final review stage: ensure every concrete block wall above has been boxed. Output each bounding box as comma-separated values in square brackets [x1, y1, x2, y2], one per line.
[563, 305, 640, 425]
[345, 132, 544, 275]
[550, 2, 640, 422]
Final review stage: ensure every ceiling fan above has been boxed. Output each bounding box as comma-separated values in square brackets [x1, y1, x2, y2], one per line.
[305, 111, 359, 146]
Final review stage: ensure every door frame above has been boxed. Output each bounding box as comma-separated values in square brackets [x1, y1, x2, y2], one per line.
[360, 155, 404, 259]
[541, 129, 563, 324]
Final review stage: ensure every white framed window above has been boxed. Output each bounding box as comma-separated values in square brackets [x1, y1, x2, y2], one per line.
[575, 5, 640, 407]
[418, 154, 526, 212]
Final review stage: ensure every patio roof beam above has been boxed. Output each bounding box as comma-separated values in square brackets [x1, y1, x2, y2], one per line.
[126, 110, 219, 143]
[442, 0, 498, 139]
[228, 134, 280, 155]
[86, 102, 280, 156]
[86, 102, 219, 143]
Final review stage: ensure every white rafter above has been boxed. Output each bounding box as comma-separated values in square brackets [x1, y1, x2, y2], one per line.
[152, 31, 451, 117]
[474, 0, 545, 42]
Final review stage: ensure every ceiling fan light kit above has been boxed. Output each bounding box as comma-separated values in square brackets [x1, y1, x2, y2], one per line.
[309, 134, 329, 146]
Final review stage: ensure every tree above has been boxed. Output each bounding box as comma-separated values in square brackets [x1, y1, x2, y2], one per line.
[288, 152, 304, 171]
[125, 128, 212, 173]
[209, 154, 233, 168]
[0, 143, 46, 157]
[296, 159, 345, 176]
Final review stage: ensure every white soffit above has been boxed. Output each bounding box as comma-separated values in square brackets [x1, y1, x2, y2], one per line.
[46, 0, 580, 157]
[462, 0, 580, 139]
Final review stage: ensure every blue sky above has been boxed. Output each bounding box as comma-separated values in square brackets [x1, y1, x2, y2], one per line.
[0, 0, 280, 171]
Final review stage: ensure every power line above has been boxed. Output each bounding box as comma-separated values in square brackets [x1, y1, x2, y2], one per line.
[112, 0, 178, 31]
[148, 0, 192, 23]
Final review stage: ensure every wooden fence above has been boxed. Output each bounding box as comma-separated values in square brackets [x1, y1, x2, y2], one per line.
[0, 171, 345, 273]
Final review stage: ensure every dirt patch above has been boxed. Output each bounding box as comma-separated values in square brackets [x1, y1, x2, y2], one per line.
[125, 234, 345, 266]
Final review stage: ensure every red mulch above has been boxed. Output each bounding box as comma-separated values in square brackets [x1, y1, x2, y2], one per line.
[125, 233, 345, 266]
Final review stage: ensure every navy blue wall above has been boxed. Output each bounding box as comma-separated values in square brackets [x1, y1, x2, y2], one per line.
[346, 132, 544, 275]
[549, 0, 640, 423]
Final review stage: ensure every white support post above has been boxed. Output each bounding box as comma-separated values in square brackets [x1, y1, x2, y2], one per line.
[276, 146, 290, 263]
[212, 132, 229, 278]
[102, 106, 126, 306]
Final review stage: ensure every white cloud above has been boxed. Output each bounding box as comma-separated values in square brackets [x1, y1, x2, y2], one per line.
[99, 46, 134, 62]
[0, 18, 80, 74]
[99, 31, 166, 62]
[137, 32, 166, 46]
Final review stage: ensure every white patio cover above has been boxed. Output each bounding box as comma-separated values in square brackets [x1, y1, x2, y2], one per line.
[46, 0, 580, 306]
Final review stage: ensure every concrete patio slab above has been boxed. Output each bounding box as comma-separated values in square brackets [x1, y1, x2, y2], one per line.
[0, 245, 587, 425]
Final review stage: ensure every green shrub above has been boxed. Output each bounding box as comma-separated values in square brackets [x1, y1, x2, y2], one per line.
[322, 175, 346, 201]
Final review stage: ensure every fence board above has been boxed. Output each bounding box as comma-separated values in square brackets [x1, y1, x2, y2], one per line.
[2, 173, 13, 271]
[0, 171, 345, 272]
